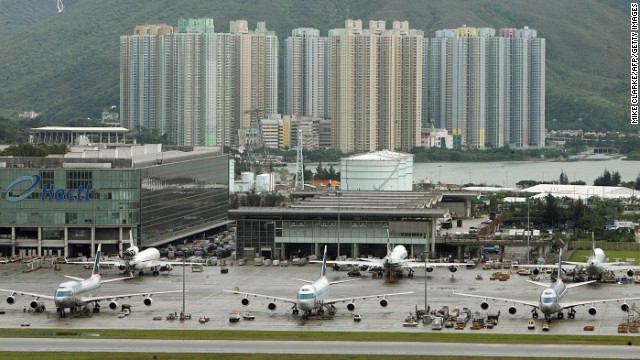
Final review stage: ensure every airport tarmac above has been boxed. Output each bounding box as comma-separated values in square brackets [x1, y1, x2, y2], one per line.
[1, 260, 639, 336]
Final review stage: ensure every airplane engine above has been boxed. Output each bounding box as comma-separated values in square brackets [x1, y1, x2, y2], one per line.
[588, 307, 597, 316]
[621, 303, 630, 312]
[143, 297, 153, 306]
[480, 301, 489, 310]
[160, 264, 173, 272]
[332, 264, 340, 271]
[627, 269, 635, 277]
[532, 268, 541, 275]
[118, 264, 127, 271]
[30, 300, 43, 309]
[123, 247, 139, 259]
[109, 301, 119, 310]
[508, 306, 517, 315]
[347, 303, 356, 311]
[241, 298, 250, 306]
[360, 265, 369, 271]
[379, 299, 388, 307]
[267, 302, 277, 311]
[448, 265, 458, 273]
[426, 266, 434, 273]
[6, 293, 16, 305]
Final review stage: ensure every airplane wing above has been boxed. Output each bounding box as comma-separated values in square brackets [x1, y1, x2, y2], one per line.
[403, 262, 458, 269]
[65, 258, 123, 266]
[101, 274, 135, 283]
[80, 290, 182, 304]
[222, 289, 297, 305]
[453, 291, 539, 309]
[325, 291, 414, 306]
[144, 260, 207, 268]
[562, 295, 640, 311]
[310, 259, 384, 268]
[0, 288, 54, 300]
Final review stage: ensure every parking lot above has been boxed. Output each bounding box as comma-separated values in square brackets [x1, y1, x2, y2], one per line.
[0, 260, 639, 335]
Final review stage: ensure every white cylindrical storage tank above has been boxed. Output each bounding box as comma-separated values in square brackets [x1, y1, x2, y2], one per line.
[340, 150, 414, 191]
[255, 173, 275, 193]
[240, 171, 255, 192]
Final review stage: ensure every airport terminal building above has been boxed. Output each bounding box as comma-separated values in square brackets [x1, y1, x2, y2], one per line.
[230, 191, 478, 260]
[0, 144, 229, 258]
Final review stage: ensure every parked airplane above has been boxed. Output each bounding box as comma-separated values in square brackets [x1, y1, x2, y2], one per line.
[454, 249, 640, 321]
[67, 232, 202, 276]
[224, 246, 413, 319]
[317, 244, 459, 280]
[0, 244, 181, 317]
[563, 234, 635, 280]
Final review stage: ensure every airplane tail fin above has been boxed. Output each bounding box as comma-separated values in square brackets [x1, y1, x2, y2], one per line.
[321, 245, 327, 278]
[386, 228, 392, 256]
[591, 232, 596, 257]
[557, 247, 563, 283]
[92, 244, 102, 276]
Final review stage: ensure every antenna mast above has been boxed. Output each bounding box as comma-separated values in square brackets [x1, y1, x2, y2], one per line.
[294, 129, 304, 190]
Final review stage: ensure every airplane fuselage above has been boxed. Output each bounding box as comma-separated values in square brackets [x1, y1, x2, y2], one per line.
[584, 248, 606, 277]
[129, 248, 161, 271]
[53, 275, 101, 310]
[538, 280, 568, 316]
[296, 277, 330, 312]
[386, 245, 409, 272]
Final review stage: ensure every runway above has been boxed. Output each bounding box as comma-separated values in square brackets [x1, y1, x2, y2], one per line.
[0, 338, 637, 358]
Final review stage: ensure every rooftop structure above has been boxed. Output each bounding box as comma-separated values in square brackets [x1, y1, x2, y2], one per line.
[29, 126, 129, 145]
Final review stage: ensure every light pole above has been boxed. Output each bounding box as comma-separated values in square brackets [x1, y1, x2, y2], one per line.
[527, 197, 531, 265]
[424, 252, 428, 323]
[337, 190, 341, 259]
[182, 240, 186, 317]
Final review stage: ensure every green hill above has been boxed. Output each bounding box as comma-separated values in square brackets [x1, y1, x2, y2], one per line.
[0, 0, 632, 132]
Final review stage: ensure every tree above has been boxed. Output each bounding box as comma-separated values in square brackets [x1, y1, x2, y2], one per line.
[594, 169, 612, 186]
[543, 194, 560, 228]
[559, 170, 569, 185]
[612, 171, 621, 186]
[635, 173, 640, 190]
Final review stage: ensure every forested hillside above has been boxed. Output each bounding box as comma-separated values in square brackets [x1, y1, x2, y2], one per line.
[0, 0, 632, 132]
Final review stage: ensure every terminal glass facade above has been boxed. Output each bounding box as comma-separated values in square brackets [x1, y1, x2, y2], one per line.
[140, 156, 229, 246]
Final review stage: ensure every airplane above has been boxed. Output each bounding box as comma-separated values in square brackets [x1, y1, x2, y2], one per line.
[563, 234, 636, 280]
[67, 231, 202, 277]
[224, 245, 414, 319]
[314, 244, 459, 281]
[0, 244, 181, 317]
[453, 249, 640, 321]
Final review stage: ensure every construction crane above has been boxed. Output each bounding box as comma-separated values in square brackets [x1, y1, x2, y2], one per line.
[56, 0, 64, 13]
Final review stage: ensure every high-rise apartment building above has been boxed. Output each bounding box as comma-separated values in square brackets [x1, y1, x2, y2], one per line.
[328, 20, 423, 153]
[284, 28, 328, 119]
[121, 19, 277, 148]
[428, 25, 544, 149]
[120, 24, 174, 132]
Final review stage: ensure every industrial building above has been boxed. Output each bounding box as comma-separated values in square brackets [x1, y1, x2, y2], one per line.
[0, 144, 229, 258]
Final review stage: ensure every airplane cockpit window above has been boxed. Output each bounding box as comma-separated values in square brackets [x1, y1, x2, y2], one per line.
[541, 296, 556, 304]
[55, 289, 72, 297]
[298, 293, 314, 299]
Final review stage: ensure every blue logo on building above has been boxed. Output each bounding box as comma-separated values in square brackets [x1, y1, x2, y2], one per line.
[5, 175, 92, 203]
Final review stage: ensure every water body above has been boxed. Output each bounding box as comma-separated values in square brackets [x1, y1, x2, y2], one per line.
[413, 158, 640, 187]
[292, 158, 640, 188]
